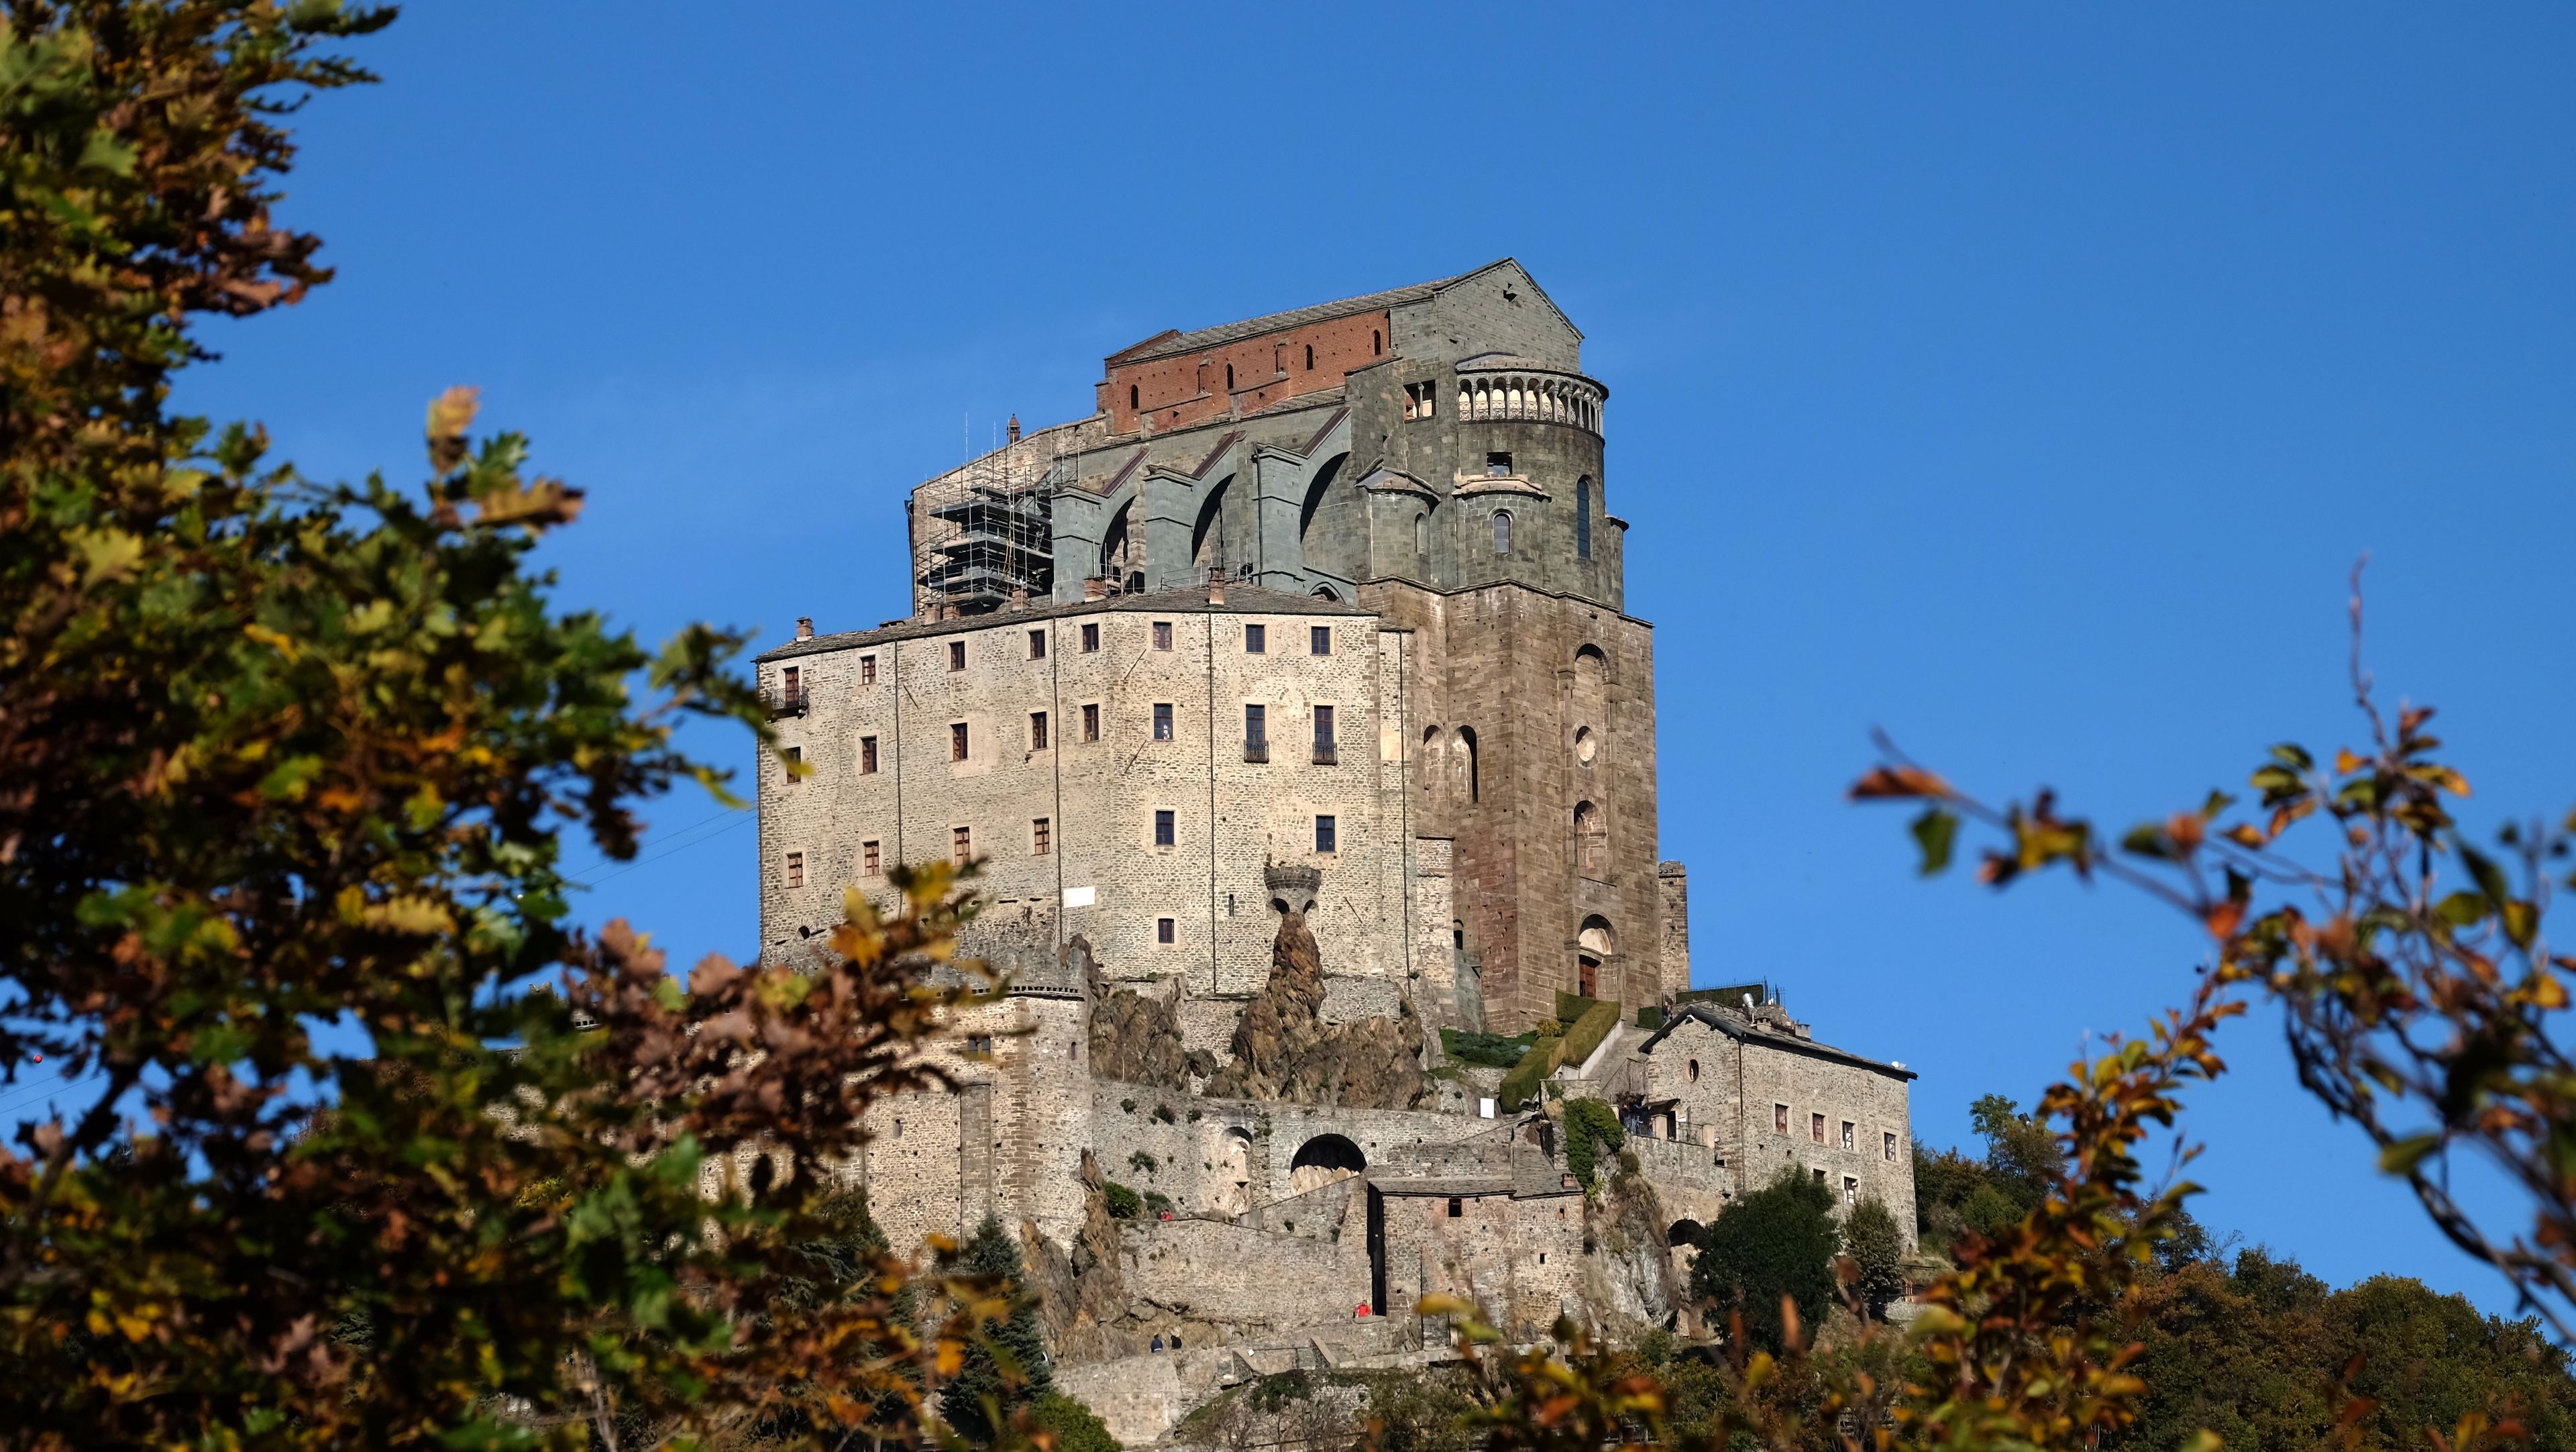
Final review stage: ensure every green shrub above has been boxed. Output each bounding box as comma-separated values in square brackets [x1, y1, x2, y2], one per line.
[1142, 1190, 1171, 1216]
[1559, 998, 1620, 1068]
[1497, 1036, 1566, 1110]
[1532, 1018, 1563, 1039]
[1439, 1028, 1536, 1069]
[1128, 1150, 1157, 1178]
[1845, 1197, 1907, 1318]
[1033, 1392, 1122, 1452]
[1563, 1098, 1625, 1191]
[1555, 990, 1605, 1024]
[1103, 1181, 1142, 1220]
[1637, 1005, 1666, 1031]
[1151, 1102, 1175, 1124]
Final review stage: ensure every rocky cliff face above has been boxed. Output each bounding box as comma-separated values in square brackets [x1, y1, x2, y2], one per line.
[1022, 1151, 1133, 1365]
[1201, 910, 1429, 1109]
[1085, 962, 1217, 1092]
[1579, 1171, 1682, 1337]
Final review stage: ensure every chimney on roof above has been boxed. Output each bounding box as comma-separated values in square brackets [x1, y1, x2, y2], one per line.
[1208, 582, 1225, 606]
[795, 616, 814, 641]
[1007, 415, 1021, 445]
[1009, 588, 1029, 611]
[1084, 577, 1107, 601]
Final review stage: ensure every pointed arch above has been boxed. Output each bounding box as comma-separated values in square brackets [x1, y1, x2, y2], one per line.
[1191, 474, 1232, 573]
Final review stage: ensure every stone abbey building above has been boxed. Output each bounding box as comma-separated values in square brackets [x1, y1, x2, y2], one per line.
[751, 263, 1917, 1440]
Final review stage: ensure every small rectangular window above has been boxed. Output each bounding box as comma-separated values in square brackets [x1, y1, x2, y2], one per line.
[1033, 818, 1051, 855]
[952, 825, 972, 866]
[1487, 452, 1511, 476]
[863, 840, 881, 875]
[1030, 711, 1049, 751]
[1841, 1121, 1856, 1151]
[1152, 621, 1173, 651]
[859, 736, 878, 774]
[1246, 703, 1266, 744]
[1446, 1196, 1463, 1218]
[1315, 815, 1337, 853]
[1245, 623, 1265, 654]
[1157, 917, 1176, 945]
[859, 654, 877, 685]
[1813, 1168, 1827, 1186]
[782, 745, 800, 769]
[1152, 703, 1173, 741]
[781, 666, 800, 702]
[1313, 704, 1335, 753]
[1883, 1132, 1898, 1162]
[1843, 1176, 1859, 1207]
[1811, 1112, 1826, 1144]
[1310, 625, 1332, 656]
[951, 722, 969, 762]
[948, 640, 966, 672]
[1155, 809, 1175, 847]
[967, 1034, 992, 1057]
[1029, 629, 1046, 660]
[784, 851, 804, 888]
[1083, 703, 1100, 741]
[1081, 623, 1099, 653]
[1775, 1104, 1789, 1135]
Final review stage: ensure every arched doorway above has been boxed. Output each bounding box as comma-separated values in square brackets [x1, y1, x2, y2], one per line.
[1216, 1128, 1256, 1216]
[1668, 1218, 1703, 1250]
[1289, 1133, 1365, 1194]
[1578, 916, 1615, 1001]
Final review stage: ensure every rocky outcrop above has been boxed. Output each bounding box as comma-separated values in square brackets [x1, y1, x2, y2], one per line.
[1022, 1151, 1132, 1365]
[1201, 910, 1429, 1109]
[1579, 1170, 1682, 1337]
[1086, 959, 1218, 1092]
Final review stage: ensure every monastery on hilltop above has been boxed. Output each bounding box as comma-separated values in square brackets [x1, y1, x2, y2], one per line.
[751, 262, 1917, 1442]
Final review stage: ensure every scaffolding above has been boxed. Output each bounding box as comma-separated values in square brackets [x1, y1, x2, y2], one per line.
[909, 425, 1064, 616]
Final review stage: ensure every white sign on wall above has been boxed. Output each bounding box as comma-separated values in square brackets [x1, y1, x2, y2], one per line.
[1062, 885, 1095, 909]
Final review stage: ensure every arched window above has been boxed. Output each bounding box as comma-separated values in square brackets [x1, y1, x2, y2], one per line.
[1457, 726, 1479, 802]
[1493, 511, 1512, 556]
[1304, 344, 1315, 370]
[1415, 512, 1428, 556]
[1225, 363, 1235, 391]
[1575, 477, 1593, 559]
[1372, 329, 1382, 355]
[1129, 383, 1139, 410]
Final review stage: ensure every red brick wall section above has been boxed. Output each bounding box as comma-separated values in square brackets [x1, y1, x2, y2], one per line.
[1104, 311, 1391, 435]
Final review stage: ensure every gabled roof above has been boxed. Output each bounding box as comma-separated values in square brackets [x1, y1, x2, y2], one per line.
[1640, 1004, 1916, 1082]
[1105, 260, 1572, 366]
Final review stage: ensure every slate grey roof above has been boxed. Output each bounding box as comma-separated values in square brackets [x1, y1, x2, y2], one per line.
[757, 583, 1380, 664]
[1640, 1003, 1916, 1082]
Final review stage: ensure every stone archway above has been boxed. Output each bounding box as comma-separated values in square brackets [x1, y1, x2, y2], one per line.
[1288, 1132, 1365, 1195]
[1216, 1128, 1256, 1216]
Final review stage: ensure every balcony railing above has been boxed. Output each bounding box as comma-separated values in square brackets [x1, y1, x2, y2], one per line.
[763, 684, 808, 720]
[1244, 739, 1269, 764]
[1311, 740, 1337, 766]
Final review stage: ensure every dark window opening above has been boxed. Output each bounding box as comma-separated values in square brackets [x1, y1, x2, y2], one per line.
[859, 737, 877, 775]
[1313, 704, 1336, 756]
[1083, 703, 1100, 741]
[1152, 621, 1172, 651]
[1447, 1196, 1463, 1218]
[1155, 809, 1175, 847]
[947, 640, 966, 671]
[1245, 623, 1265, 654]
[784, 851, 804, 888]
[952, 826, 972, 866]
[1033, 818, 1051, 855]
[1246, 703, 1266, 747]
[1081, 622, 1100, 652]
[1226, 363, 1235, 390]
[1487, 452, 1511, 476]
[1316, 815, 1338, 853]
[1030, 711, 1049, 751]
[1304, 344, 1315, 370]
[859, 654, 877, 684]
[1311, 625, 1332, 655]
[1157, 917, 1176, 944]
[950, 722, 969, 761]
[863, 840, 880, 875]
[1152, 703, 1173, 741]
[1575, 477, 1593, 559]
[1129, 383, 1139, 409]
[1372, 329, 1382, 354]
[1029, 629, 1046, 660]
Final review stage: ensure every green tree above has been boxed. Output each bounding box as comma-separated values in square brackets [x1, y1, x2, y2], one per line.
[1688, 1168, 1841, 1353]
[0, 5, 982, 1446]
[940, 1216, 1055, 1445]
[1968, 1093, 2065, 1211]
[1843, 1197, 1907, 1319]
[1032, 1392, 1121, 1452]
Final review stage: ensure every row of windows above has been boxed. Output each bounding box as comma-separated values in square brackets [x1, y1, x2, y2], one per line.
[778, 813, 1342, 889]
[788, 620, 1335, 698]
[1123, 331, 1381, 413]
[1771, 1103, 1902, 1163]
[830, 700, 1340, 772]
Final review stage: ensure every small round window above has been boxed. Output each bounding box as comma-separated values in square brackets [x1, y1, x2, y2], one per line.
[1574, 726, 1597, 764]
[1688, 1058, 1701, 1082]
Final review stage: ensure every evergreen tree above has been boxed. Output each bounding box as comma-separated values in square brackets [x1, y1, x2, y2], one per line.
[1843, 1197, 1907, 1319]
[1688, 1168, 1841, 1353]
[939, 1216, 1055, 1444]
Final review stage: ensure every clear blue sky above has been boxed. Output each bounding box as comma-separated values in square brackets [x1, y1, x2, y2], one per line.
[177, 4, 2574, 1313]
